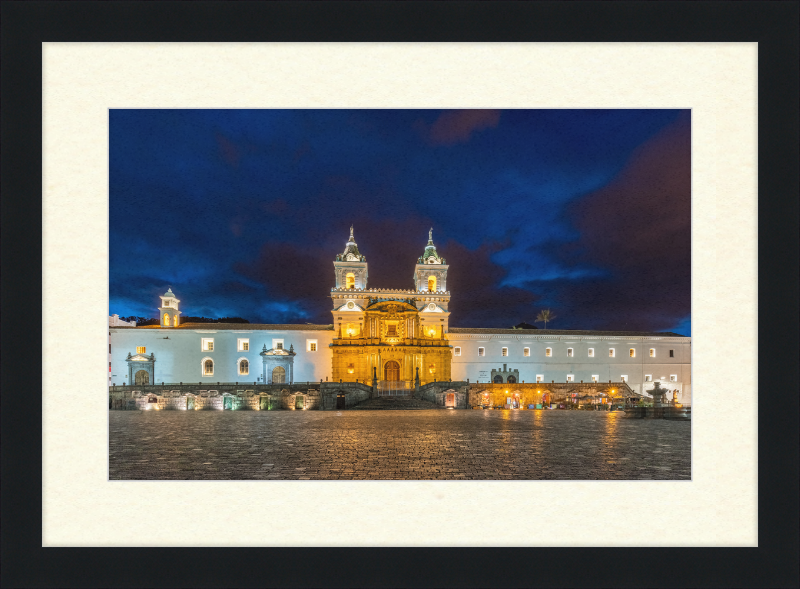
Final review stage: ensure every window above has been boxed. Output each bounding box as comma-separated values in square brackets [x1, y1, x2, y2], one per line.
[566, 375, 574, 382]
[136, 346, 146, 354]
[669, 349, 674, 357]
[387, 324, 397, 337]
[536, 375, 544, 383]
[163, 313, 170, 325]
[609, 348, 615, 357]
[645, 375, 652, 382]
[109, 362, 111, 372]
[501, 347, 508, 357]
[567, 348, 573, 357]
[670, 375, 678, 382]
[203, 358, 214, 376]
[649, 348, 656, 358]
[629, 348, 636, 358]
[478, 347, 485, 357]
[238, 338, 249, 352]
[238, 359, 249, 376]
[428, 275, 437, 291]
[545, 348, 552, 357]
[591, 375, 599, 383]
[272, 339, 284, 350]
[523, 347, 530, 357]
[307, 339, 318, 352]
[202, 338, 214, 352]
[454, 347, 461, 356]
[620, 375, 628, 382]
[588, 348, 594, 357]
[346, 273, 355, 289]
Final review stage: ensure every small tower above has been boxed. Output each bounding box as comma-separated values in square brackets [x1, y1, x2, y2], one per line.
[333, 225, 368, 290]
[158, 288, 181, 328]
[414, 228, 449, 293]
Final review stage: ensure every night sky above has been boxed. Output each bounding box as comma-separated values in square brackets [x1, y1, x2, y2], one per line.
[109, 109, 690, 335]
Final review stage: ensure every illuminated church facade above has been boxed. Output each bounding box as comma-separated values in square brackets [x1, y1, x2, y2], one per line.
[109, 228, 692, 404]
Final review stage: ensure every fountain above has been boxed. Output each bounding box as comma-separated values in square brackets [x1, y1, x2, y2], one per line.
[624, 381, 690, 420]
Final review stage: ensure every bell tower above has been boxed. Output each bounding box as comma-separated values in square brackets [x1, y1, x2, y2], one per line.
[414, 228, 448, 293]
[333, 225, 368, 290]
[158, 288, 181, 327]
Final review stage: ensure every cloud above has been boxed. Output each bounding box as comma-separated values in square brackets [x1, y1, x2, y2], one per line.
[528, 111, 691, 332]
[428, 109, 501, 145]
[215, 132, 241, 167]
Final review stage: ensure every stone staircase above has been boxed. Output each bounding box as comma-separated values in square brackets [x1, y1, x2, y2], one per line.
[349, 396, 443, 410]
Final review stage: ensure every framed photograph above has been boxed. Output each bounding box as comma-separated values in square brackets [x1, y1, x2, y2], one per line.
[3, 2, 797, 588]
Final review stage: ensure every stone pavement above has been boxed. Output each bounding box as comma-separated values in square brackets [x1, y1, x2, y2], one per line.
[109, 410, 691, 480]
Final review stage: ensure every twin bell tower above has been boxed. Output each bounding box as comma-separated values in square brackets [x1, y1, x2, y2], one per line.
[329, 226, 452, 386]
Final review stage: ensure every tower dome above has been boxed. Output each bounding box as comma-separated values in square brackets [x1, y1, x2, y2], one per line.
[336, 225, 366, 262]
[414, 228, 449, 292]
[333, 226, 368, 290]
[418, 228, 445, 265]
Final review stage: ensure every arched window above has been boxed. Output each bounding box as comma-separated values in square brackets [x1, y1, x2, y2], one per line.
[493, 375, 503, 383]
[163, 313, 170, 325]
[135, 370, 149, 385]
[238, 359, 249, 376]
[173, 315, 179, 327]
[203, 358, 214, 376]
[507, 375, 517, 383]
[346, 273, 355, 289]
[428, 275, 436, 291]
[272, 366, 286, 383]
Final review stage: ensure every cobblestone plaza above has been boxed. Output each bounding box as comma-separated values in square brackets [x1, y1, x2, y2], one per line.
[109, 410, 691, 480]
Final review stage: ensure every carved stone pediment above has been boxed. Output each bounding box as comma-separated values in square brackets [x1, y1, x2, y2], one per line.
[130, 354, 150, 362]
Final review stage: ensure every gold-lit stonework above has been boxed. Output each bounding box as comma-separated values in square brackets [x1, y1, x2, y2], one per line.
[329, 227, 453, 386]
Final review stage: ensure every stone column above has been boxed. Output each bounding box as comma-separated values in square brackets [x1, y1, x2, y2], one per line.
[290, 362, 294, 385]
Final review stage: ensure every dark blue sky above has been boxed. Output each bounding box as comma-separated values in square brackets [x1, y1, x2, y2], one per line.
[110, 109, 691, 334]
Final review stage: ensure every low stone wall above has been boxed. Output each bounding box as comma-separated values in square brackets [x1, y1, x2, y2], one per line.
[320, 381, 373, 410]
[467, 381, 636, 408]
[417, 382, 470, 408]
[109, 383, 324, 411]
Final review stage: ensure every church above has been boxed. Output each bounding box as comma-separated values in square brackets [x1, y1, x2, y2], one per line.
[109, 228, 692, 406]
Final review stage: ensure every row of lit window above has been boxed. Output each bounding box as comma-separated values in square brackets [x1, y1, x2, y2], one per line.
[526, 374, 679, 383]
[454, 346, 674, 358]
[198, 339, 317, 352]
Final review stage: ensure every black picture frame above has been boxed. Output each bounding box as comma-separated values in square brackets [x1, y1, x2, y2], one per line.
[2, 2, 797, 588]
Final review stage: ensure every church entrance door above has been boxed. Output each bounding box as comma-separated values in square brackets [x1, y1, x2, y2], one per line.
[384, 361, 400, 381]
[272, 366, 286, 384]
[135, 370, 149, 385]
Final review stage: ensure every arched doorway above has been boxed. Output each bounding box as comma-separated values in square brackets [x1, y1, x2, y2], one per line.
[384, 360, 400, 381]
[135, 370, 149, 385]
[507, 375, 517, 383]
[493, 374, 503, 383]
[445, 392, 456, 408]
[272, 366, 286, 384]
